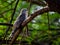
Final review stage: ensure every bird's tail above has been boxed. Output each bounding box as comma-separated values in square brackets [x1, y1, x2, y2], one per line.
[8, 28, 18, 39]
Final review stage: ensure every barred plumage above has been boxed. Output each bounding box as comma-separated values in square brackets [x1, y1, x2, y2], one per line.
[9, 8, 28, 39]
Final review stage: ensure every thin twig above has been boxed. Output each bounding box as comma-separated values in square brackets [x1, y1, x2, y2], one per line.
[0, 23, 13, 26]
[4, 0, 19, 39]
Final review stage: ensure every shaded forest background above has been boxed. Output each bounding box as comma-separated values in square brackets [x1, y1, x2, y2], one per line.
[0, 0, 60, 45]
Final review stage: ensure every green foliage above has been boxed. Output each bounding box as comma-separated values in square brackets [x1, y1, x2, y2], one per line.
[0, 0, 60, 45]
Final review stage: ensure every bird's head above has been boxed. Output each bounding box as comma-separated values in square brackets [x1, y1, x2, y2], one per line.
[21, 8, 28, 14]
[20, 8, 28, 18]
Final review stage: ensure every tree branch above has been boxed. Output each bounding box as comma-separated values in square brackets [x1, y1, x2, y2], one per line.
[0, 40, 19, 44]
[23, 0, 46, 6]
[0, 23, 13, 26]
[9, 7, 49, 45]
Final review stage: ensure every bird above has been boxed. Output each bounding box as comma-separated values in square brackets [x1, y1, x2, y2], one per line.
[45, 0, 60, 13]
[9, 8, 28, 39]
